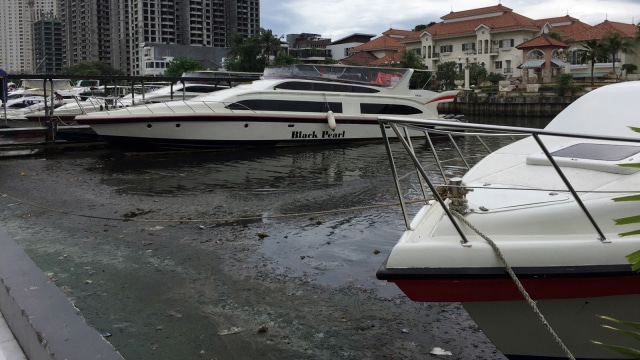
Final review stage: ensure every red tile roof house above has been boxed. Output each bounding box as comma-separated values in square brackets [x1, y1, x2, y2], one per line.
[348, 4, 640, 83]
[516, 33, 569, 85]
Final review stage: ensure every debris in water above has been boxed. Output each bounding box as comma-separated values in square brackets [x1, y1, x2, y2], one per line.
[218, 327, 242, 335]
[167, 310, 183, 318]
[373, 249, 380, 254]
[430, 347, 453, 355]
[257, 231, 269, 239]
[257, 325, 268, 333]
[102, 331, 112, 338]
[401, 328, 408, 333]
[144, 225, 164, 231]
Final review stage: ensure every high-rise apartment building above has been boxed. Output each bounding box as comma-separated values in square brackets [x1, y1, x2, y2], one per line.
[33, 18, 64, 73]
[0, 0, 57, 73]
[58, 0, 113, 66]
[63, 0, 260, 75]
[0, 0, 259, 75]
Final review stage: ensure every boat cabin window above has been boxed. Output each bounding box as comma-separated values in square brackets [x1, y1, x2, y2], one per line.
[360, 103, 423, 115]
[526, 142, 640, 174]
[274, 81, 379, 93]
[178, 85, 220, 93]
[226, 99, 343, 113]
[550, 143, 640, 161]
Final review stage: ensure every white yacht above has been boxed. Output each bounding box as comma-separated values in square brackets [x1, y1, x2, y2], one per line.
[376, 81, 640, 360]
[75, 64, 459, 152]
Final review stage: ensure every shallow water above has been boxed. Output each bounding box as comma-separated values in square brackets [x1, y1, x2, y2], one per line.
[90, 135, 520, 294]
[0, 119, 547, 359]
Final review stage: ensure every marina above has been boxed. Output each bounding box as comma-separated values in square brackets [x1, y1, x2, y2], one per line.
[0, 125, 530, 359]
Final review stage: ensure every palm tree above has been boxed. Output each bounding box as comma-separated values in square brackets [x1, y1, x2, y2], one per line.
[579, 39, 606, 86]
[600, 31, 637, 78]
[259, 28, 283, 66]
[399, 49, 425, 69]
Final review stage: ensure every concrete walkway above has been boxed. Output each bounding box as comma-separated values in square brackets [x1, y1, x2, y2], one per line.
[0, 228, 125, 360]
[0, 311, 26, 360]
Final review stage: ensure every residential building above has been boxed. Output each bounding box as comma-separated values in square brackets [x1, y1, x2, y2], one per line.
[560, 20, 640, 79]
[285, 33, 332, 63]
[0, 0, 57, 73]
[33, 17, 64, 74]
[343, 29, 408, 66]
[418, 4, 540, 79]
[58, 0, 112, 68]
[326, 33, 376, 61]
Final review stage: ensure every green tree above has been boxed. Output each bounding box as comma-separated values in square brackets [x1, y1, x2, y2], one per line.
[164, 56, 205, 77]
[260, 28, 283, 66]
[60, 61, 123, 76]
[468, 62, 488, 86]
[413, 22, 436, 31]
[601, 31, 637, 77]
[555, 73, 576, 96]
[486, 72, 505, 84]
[436, 61, 458, 90]
[622, 63, 638, 74]
[579, 39, 607, 86]
[225, 33, 265, 72]
[273, 52, 300, 65]
[321, 57, 338, 64]
[225, 28, 283, 72]
[398, 49, 426, 69]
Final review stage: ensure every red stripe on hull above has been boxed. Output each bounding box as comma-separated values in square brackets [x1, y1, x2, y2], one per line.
[390, 275, 640, 302]
[425, 94, 457, 104]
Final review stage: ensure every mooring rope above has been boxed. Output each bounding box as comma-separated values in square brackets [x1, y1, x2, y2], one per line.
[450, 210, 576, 360]
[0, 193, 434, 224]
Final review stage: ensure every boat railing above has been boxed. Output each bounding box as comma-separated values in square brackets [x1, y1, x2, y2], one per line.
[378, 116, 640, 243]
[99, 99, 263, 115]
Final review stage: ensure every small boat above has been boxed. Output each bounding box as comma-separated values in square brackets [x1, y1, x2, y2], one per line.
[74, 64, 460, 152]
[376, 81, 640, 360]
[1, 79, 74, 122]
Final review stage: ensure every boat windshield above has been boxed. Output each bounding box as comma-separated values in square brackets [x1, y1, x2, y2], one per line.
[263, 65, 411, 88]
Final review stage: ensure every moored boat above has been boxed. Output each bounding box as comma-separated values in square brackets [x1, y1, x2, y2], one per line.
[376, 81, 640, 360]
[74, 64, 460, 152]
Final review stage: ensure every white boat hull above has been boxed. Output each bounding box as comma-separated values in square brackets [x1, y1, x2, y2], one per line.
[376, 82, 640, 360]
[464, 295, 640, 360]
[86, 114, 436, 151]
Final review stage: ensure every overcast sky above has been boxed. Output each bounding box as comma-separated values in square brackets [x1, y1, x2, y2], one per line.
[260, 0, 640, 40]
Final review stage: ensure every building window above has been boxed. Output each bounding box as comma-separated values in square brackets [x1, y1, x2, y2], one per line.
[527, 49, 544, 60]
[494, 61, 502, 70]
[440, 44, 453, 54]
[499, 39, 514, 48]
[462, 42, 475, 52]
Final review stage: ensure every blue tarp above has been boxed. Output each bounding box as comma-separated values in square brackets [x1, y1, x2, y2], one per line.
[0, 68, 6, 102]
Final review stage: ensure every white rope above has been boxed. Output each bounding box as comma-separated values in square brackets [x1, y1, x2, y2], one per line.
[451, 210, 576, 360]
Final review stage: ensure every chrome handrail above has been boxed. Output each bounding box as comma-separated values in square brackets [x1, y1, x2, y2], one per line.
[378, 116, 640, 243]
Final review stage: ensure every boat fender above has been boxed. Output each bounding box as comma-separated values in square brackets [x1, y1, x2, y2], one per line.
[327, 111, 336, 130]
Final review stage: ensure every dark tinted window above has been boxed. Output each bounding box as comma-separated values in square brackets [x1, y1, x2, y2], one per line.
[181, 85, 220, 93]
[275, 81, 379, 93]
[552, 143, 640, 161]
[360, 103, 423, 115]
[226, 100, 342, 113]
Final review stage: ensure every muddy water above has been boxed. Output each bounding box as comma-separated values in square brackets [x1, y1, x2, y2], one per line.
[0, 138, 513, 360]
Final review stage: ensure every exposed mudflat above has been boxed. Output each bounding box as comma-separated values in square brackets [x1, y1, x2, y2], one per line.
[0, 144, 507, 360]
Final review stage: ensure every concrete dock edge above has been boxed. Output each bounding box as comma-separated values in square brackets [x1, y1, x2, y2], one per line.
[0, 227, 125, 360]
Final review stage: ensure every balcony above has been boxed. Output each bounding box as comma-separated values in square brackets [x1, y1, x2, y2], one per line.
[503, 68, 513, 74]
